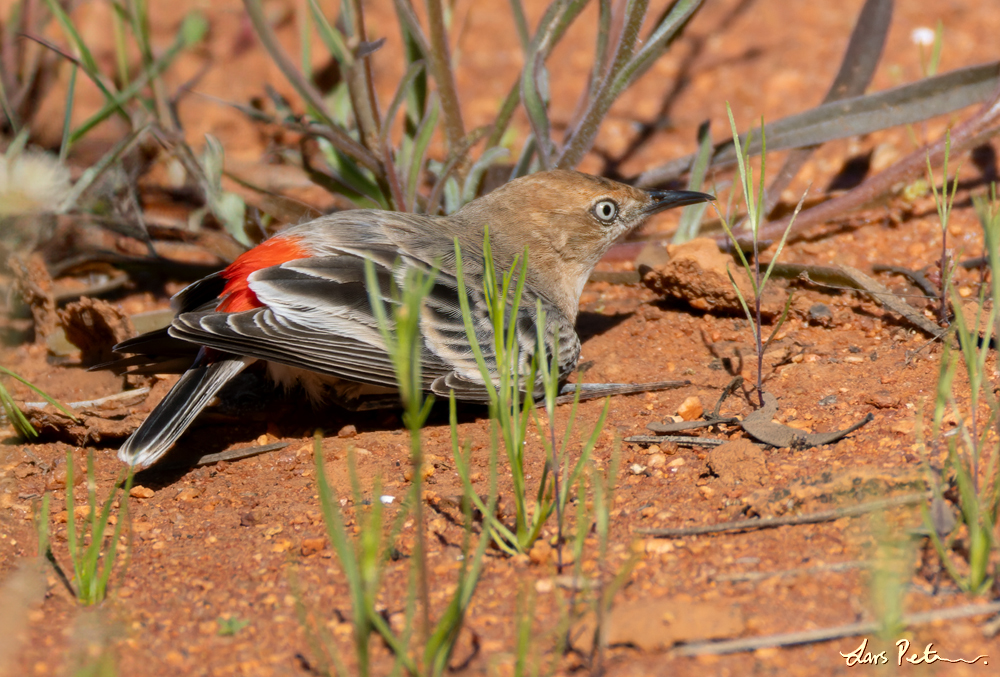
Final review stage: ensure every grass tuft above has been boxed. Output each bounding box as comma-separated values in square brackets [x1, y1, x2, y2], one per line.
[918, 183, 1000, 595]
[36, 452, 134, 606]
[0, 365, 78, 439]
[716, 104, 805, 408]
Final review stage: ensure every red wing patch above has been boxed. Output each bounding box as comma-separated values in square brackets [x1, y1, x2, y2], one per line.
[216, 236, 309, 312]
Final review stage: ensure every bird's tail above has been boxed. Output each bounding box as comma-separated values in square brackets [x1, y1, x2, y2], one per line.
[119, 356, 253, 468]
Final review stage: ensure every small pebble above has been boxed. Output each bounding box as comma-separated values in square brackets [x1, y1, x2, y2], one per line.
[302, 538, 326, 557]
[240, 509, 265, 527]
[46, 464, 84, 491]
[535, 578, 554, 593]
[403, 464, 434, 481]
[175, 487, 202, 502]
[808, 303, 834, 326]
[337, 425, 357, 438]
[528, 539, 552, 565]
[644, 539, 674, 555]
[677, 396, 703, 421]
[647, 453, 667, 469]
[891, 420, 915, 434]
[864, 392, 900, 409]
[130, 485, 155, 499]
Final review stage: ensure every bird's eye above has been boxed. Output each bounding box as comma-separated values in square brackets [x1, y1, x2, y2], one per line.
[592, 199, 618, 223]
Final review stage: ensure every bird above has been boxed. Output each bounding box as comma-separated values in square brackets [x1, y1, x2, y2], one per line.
[106, 169, 713, 468]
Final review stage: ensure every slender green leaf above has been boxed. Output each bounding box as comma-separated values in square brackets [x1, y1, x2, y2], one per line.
[674, 120, 713, 243]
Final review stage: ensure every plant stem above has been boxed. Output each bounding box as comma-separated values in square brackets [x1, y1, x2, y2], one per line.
[344, 0, 383, 151]
[410, 422, 432, 648]
[241, 0, 382, 174]
[485, 0, 588, 155]
[939, 230, 949, 323]
[549, 394, 563, 572]
[425, 0, 466, 171]
[557, 0, 650, 169]
[755, 248, 764, 408]
[341, 0, 407, 211]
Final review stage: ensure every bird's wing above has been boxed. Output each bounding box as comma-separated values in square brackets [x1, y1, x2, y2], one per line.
[167, 248, 564, 401]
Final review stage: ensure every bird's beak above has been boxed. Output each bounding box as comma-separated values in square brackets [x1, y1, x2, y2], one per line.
[643, 189, 715, 215]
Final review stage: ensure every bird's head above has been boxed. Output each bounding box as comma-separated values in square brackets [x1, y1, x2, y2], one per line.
[453, 169, 713, 319]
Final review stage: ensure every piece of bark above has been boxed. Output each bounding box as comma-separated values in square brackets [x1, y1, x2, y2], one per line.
[58, 297, 137, 366]
[25, 408, 145, 446]
[59, 297, 151, 388]
[836, 264, 944, 338]
[9, 253, 56, 342]
[646, 417, 740, 433]
[740, 392, 873, 449]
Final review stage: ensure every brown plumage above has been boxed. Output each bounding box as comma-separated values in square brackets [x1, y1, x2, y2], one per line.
[106, 170, 713, 468]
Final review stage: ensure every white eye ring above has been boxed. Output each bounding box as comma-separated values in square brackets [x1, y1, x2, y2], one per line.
[593, 199, 618, 223]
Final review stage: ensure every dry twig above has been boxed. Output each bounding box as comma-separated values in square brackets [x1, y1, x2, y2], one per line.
[638, 492, 928, 537]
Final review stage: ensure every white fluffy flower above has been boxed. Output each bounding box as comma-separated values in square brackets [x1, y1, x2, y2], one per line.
[910, 27, 936, 46]
[0, 149, 72, 216]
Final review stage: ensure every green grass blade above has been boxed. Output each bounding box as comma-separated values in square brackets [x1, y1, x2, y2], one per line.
[453, 239, 499, 404]
[762, 291, 795, 355]
[715, 206, 757, 296]
[63, 122, 152, 210]
[674, 121, 713, 243]
[58, 64, 78, 163]
[449, 400, 519, 551]
[80, 452, 103, 602]
[726, 103, 756, 228]
[36, 493, 51, 559]
[96, 468, 133, 602]
[615, 0, 703, 90]
[406, 95, 440, 210]
[0, 366, 78, 420]
[761, 188, 808, 289]
[0, 379, 38, 438]
[66, 32, 190, 146]
[725, 265, 758, 336]
[307, 0, 353, 65]
[43, 0, 111, 89]
[508, 0, 531, 53]
[64, 451, 81, 598]
[312, 433, 371, 675]
[0, 75, 19, 136]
